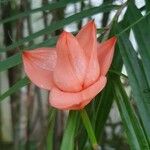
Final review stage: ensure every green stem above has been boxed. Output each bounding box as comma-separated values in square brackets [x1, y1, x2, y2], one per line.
[80, 109, 99, 150]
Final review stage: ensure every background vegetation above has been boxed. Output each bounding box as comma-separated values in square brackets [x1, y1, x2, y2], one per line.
[0, 0, 150, 149]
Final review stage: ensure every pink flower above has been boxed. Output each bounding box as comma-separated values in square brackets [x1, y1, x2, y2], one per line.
[22, 21, 116, 110]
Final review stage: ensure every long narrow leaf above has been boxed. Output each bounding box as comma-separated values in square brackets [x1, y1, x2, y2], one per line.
[117, 25, 150, 140]
[60, 111, 79, 150]
[113, 79, 150, 150]
[0, 77, 30, 101]
[124, 2, 150, 87]
[0, 4, 119, 53]
[0, 0, 82, 24]
[0, 53, 21, 72]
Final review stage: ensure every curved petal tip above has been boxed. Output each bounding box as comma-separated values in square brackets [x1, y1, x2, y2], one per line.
[110, 36, 117, 44]
[98, 36, 117, 76]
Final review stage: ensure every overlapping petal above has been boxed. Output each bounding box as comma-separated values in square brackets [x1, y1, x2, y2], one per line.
[97, 37, 117, 75]
[22, 48, 57, 90]
[49, 76, 107, 110]
[53, 31, 87, 92]
[76, 21, 100, 88]
[22, 20, 117, 110]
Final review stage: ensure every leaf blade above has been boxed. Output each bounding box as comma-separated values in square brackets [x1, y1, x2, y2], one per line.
[0, 4, 118, 53]
[116, 24, 150, 140]
[60, 111, 79, 150]
[113, 79, 150, 150]
[0, 77, 30, 101]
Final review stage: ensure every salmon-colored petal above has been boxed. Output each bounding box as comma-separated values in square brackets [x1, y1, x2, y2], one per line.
[65, 99, 92, 110]
[49, 76, 107, 110]
[76, 21, 100, 88]
[22, 48, 57, 90]
[97, 37, 117, 76]
[53, 31, 87, 92]
[76, 21, 96, 57]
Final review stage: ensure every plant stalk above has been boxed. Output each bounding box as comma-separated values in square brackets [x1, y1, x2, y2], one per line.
[80, 109, 100, 150]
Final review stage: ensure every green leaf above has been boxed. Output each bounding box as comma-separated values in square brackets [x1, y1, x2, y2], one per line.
[0, 3, 119, 53]
[60, 111, 79, 150]
[0, 53, 21, 72]
[116, 24, 150, 141]
[117, 9, 150, 37]
[80, 109, 98, 149]
[145, 0, 150, 12]
[29, 36, 58, 49]
[47, 109, 56, 150]
[94, 78, 114, 139]
[0, 77, 30, 101]
[124, 2, 150, 87]
[113, 78, 150, 150]
[0, 0, 82, 24]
